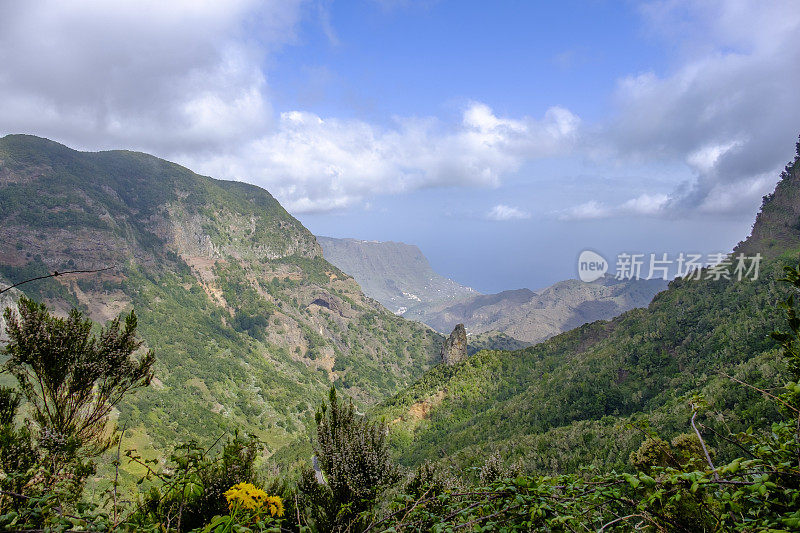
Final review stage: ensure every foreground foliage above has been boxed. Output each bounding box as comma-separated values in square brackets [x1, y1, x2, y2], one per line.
[356, 263, 800, 531]
[0, 297, 153, 523]
[2, 260, 800, 531]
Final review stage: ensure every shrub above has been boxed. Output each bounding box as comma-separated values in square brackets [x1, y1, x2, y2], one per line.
[303, 387, 399, 530]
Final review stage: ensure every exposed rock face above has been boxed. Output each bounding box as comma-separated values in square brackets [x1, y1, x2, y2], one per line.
[308, 293, 347, 317]
[441, 323, 467, 365]
[0, 134, 443, 457]
[425, 276, 667, 344]
[317, 237, 478, 316]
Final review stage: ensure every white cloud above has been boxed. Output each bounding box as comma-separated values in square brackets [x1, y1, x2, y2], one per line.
[686, 141, 742, 174]
[605, 0, 800, 215]
[486, 204, 531, 221]
[560, 0, 799, 224]
[559, 193, 670, 221]
[558, 200, 612, 221]
[0, 0, 796, 220]
[182, 103, 579, 212]
[620, 193, 670, 216]
[694, 172, 777, 214]
[0, 1, 580, 213]
[0, 0, 300, 153]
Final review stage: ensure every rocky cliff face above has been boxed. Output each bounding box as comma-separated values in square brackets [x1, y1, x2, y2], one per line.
[317, 237, 478, 316]
[0, 134, 442, 457]
[441, 324, 467, 365]
[424, 276, 667, 344]
[319, 235, 666, 346]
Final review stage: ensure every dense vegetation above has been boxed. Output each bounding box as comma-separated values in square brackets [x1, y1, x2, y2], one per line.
[0, 298, 154, 527]
[375, 139, 800, 475]
[377, 254, 788, 472]
[0, 134, 442, 490]
[2, 262, 800, 530]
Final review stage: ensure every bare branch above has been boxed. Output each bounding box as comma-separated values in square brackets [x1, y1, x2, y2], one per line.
[0, 266, 115, 295]
[690, 408, 718, 480]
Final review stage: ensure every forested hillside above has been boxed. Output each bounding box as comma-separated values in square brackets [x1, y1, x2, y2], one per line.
[376, 140, 800, 474]
[0, 134, 441, 463]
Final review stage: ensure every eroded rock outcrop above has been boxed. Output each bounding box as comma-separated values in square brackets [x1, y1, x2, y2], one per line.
[308, 293, 346, 317]
[441, 323, 467, 365]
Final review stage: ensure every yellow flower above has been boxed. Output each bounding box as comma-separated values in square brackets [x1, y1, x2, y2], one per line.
[265, 495, 285, 517]
[223, 482, 283, 517]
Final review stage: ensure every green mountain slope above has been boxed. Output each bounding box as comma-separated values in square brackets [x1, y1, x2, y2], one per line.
[0, 135, 442, 463]
[375, 140, 800, 474]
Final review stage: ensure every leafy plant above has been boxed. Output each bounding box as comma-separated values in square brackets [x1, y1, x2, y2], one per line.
[304, 387, 399, 530]
[3, 297, 154, 459]
[202, 482, 284, 533]
[1, 297, 153, 507]
[125, 432, 266, 532]
[0, 386, 36, 513]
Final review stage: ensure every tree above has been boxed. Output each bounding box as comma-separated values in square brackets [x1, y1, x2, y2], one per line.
[307, 387, 398, 530]
[0, 386, 36, 511]
[1, 296, 154, 493]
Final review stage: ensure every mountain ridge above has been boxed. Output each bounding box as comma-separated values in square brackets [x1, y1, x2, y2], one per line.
[0, 134, 442, 466]
[317, 237, 666, 348]
[375, 137, 800, 472]
[319, 232, 667, 345]
[317, 236, 478, 316]
[423, 275, 667, 343]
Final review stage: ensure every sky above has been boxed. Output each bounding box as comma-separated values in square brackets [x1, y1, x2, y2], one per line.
[1, 0, 799, 293]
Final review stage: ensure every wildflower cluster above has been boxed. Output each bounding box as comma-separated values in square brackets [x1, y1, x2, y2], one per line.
[224, 482, 284, 517]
